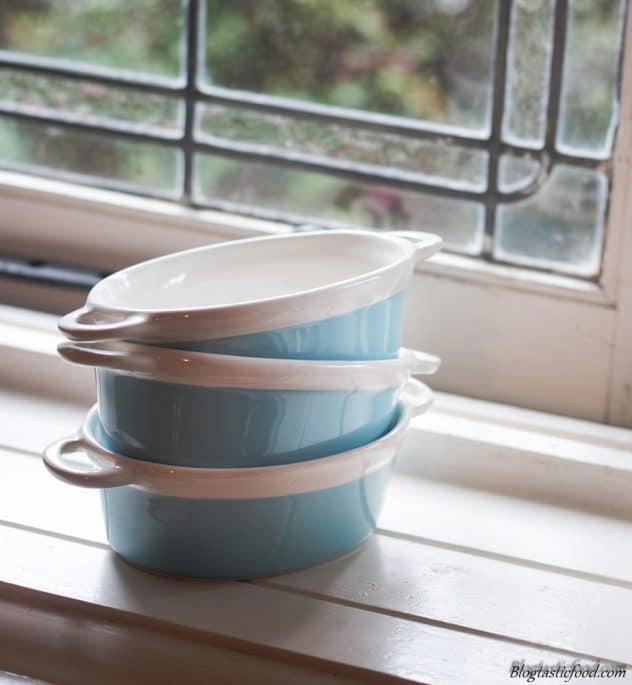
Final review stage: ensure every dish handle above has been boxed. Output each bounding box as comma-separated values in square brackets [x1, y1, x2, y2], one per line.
[400, 378, 434, 417]
[57, 340, 158, 376]
[59, 305, 149, 342]
[400, 348, 441, 375]
[43, 434, 135, 489]
[389, 231, 442, 263]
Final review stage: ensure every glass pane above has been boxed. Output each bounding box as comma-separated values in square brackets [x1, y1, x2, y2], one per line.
[0, 69, 183, 136]
[202, 0, 497, 134]
[498, 153, 541, 193]
[495, 165, 606, 276]
[196, 104, 488, 191]
[502, 0, 554, 148]
[557, 0, 626, 158]
[0, 0, 185, 81]
[0, 117, 181, 197]
[195, 153, 484, 253]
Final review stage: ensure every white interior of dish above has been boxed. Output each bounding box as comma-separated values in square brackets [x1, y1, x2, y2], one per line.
[91, 232, 406, 310]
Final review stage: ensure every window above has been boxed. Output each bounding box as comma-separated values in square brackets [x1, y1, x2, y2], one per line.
[0, 0, 627, 278]
[1, 0, 632, 426]
[2, 7, 632, 674]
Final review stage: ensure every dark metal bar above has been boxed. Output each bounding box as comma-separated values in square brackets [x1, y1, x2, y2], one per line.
[181, 0, 200, 202]
[0, 255, 102, 290]
[0, 51, 184, 95]
[544, 0, 569, 154]
[482, 0, 513, 255]
[0, 107, 183, 143]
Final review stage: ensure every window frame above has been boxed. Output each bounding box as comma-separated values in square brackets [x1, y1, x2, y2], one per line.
[0, 4, 631, 425]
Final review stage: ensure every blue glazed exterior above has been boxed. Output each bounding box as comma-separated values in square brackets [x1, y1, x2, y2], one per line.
[101, 462, 393, 579]
[169, 292, 406, 360]
[96, 370, 399, 467]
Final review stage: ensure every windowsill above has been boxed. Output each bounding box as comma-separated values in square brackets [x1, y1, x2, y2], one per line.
[1, 309, 632, 682]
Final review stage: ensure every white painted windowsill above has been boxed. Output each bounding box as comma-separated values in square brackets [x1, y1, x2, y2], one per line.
[1, 306, 632, 684]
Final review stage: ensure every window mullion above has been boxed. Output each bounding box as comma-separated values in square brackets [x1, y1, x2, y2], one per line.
[182, 0, 201, 204]
[483, 0, 513, 256]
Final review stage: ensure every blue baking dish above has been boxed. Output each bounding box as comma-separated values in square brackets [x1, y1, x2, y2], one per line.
[58, 342, 439, 467]
[43, 381, 432, 579]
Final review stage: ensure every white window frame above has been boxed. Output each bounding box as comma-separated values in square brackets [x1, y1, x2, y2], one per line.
[1, 10, 631, 426]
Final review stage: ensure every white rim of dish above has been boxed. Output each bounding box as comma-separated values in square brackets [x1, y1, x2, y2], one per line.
[57, 342, 441, 390]
[58, 230, 442, 343]
[42, 379, 433, 498]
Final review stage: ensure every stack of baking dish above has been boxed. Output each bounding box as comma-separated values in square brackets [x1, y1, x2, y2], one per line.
[44, 230, 442, 579]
